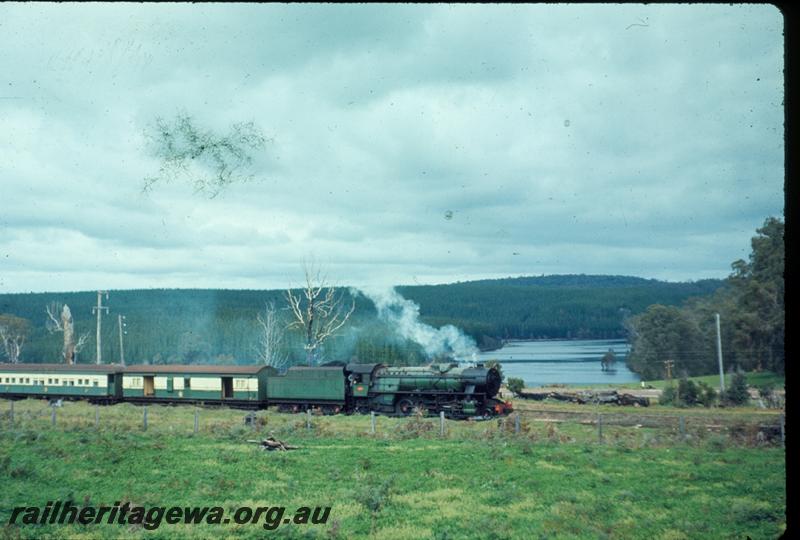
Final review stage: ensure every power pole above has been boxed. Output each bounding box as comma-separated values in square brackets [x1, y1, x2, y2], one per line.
[663, 359, 674, 380]
[92, 291, 109, 364]
[715, 313, 725, 392]
[118, 315, 127, 366]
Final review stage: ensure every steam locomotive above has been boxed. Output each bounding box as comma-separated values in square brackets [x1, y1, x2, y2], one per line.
[0, 361, 512, 419]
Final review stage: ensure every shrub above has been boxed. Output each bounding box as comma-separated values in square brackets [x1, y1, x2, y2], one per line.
[697, 382, 718, 407]
[677, 376, 699, 406]
[397, 408, 435, 439]
[659, 384, 677, 406]
[757, 384, 780, 407]
[722, 372, 750, 406]
[354, 478, 393, 514]
[507, 377, 525, 396]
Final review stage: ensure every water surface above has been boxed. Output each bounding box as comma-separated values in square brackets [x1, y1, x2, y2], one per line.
[476, 339, 640, 386]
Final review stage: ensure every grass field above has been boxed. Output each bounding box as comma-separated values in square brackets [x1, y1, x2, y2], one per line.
[0, 399, 786, 539]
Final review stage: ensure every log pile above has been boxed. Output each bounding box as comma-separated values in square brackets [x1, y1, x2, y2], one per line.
[247, 436, 299, 451]
[516, 390, 649, 407]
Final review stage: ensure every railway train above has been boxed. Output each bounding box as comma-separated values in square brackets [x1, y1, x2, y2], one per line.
[0, 361, 512, 419]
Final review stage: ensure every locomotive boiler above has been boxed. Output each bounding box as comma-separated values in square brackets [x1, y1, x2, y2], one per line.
[346, 362, 509, 418]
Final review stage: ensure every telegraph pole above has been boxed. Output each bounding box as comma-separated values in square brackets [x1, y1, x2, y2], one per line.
[118, 315, 127, 366]
[92, 291, 109, 364]
[715, 313, 725, 392]
[663, 359, 674, 380]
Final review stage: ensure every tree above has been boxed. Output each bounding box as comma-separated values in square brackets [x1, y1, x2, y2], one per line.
[730, 218, 784, 372]
[506, 377, 525, 396]
[285, 263, 355, 365]
[676, 375, 699, 406]
[659, 384, 677, 406]
[45, 303, 90, 364]
[0, 314, 31, 363]
[697, 382, 718, 407]
[625, 305, 710, 380]
[143, 112, 267, 198]
[256, 301, 289, 370]
[722, 372, 750, 406]
[624, 217, 784, 379]
[600, 349, 616, 371]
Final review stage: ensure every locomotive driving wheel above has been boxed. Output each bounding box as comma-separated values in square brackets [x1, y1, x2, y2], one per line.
[395, 398, 415, 416]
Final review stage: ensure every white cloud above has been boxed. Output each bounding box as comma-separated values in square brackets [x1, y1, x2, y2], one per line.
[0, 4, 784, 293]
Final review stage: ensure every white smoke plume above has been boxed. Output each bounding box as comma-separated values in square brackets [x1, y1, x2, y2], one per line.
[356, 286, 479, 361]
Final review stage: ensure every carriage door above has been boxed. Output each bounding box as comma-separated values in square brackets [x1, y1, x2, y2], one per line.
[143, 376, 155, 397]
[221, 377, 233, 399]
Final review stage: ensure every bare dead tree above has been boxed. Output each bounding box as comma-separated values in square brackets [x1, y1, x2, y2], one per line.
[46, 302, 90, 364]
[143, 112, 267, 198]
[285, 263, 355, 365]
[256, 301, 289, 370]
[0, 314, 31, 363]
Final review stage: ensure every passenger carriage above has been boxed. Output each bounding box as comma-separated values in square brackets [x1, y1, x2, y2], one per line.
[121, 364, 275, 408]
[0, 363, 123, 403]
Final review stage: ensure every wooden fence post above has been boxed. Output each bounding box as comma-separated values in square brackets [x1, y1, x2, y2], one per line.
[679, 416, 686, 438]
[780, 414, 785, 447]
[306, 409, 311, 430]
[95, 405, 99, 429]
[370, 411, 376, 434]
[143, 406, 148, 431]
[51, 407, 56, 427]
[597, 413, 603, 442]
[440, 411, 446, 437]
[515, 413, 521, 434]
[194, 408, 199, 434]
[9, 401, 13, 426]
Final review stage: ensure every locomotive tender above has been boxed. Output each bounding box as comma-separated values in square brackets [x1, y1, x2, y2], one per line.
[0, 361, 511, 419]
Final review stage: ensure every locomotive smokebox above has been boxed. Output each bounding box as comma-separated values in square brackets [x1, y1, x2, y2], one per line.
[459, 365, 502, 398]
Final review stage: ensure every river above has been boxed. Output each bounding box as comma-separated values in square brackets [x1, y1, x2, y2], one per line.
[475, 338, 641, 387]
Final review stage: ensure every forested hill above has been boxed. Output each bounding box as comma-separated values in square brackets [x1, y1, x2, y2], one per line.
[0, 275, 723, 364]
[447, 274, 722, 290]
[396, 275, 723, 343]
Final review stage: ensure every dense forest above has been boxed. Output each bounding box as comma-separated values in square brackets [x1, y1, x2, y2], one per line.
[625, 217, 784, 379]
[0, 275, 723, 368]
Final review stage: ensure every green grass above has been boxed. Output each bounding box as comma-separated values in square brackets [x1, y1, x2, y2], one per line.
[0, 399, 786, 539]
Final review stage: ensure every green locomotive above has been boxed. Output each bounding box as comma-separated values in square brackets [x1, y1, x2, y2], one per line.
[345, 362, 509, 418]
[265, 361, 509, 418]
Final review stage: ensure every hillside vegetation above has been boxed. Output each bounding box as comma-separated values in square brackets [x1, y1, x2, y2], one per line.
[0, 276, 722, 366]
[626, 217, 784, 378]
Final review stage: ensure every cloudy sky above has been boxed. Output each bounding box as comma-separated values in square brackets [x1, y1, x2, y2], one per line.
[0, 4, 784, 293]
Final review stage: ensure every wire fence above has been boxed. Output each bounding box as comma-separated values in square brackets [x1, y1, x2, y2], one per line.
[1, 399, 785, 448]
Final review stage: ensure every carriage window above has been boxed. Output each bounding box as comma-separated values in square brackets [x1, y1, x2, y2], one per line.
[69, 381, 74, 386]
[93, 381, 99, 387]
[184, 378, 191, 389]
